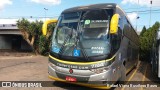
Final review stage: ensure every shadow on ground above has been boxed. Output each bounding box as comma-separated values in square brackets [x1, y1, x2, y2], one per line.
[52, 81, 108, 90]
[138, 60, 160, 85]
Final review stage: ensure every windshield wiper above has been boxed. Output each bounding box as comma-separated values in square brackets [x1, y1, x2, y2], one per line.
[76, 35, 90, 61]
[59, 27, 73, 56]
[76, 13, 89, 61]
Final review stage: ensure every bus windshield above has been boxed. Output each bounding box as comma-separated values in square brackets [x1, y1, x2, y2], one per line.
[52, 9, 113, 60]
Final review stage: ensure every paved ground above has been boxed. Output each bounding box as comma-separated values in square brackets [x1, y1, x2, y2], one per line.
[0, 55, 160, 90]
[0, 56, 49, 81]
[117, 61, 160, 90]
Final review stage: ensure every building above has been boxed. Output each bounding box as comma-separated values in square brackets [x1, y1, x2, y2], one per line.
[0, 24, 32, 51]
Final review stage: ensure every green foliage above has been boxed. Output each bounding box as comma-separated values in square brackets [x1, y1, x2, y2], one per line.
[29, 21, 43, 36]
[38, 35, 48, 55]
[140, 26, 146, 36]
[139, 22, 160, 60]
[17, 18, 55, 55]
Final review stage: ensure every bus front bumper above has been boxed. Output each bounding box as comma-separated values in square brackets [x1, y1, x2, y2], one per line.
[48, 75, 111, 89]
[48, 65, 121, 89]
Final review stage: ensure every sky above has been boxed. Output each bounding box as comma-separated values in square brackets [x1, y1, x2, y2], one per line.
[0, 0, 160, 32]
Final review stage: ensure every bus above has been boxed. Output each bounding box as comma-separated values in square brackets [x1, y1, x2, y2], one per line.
[151, 28, 160, 78]
[42, 3, 139, 89]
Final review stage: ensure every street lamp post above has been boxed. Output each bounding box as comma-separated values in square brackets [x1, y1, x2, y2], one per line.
[136, 0, 139, 31]
[149, 0, 152, 27]
[44, 8, 48, 21]
[136, 16, 140, 31]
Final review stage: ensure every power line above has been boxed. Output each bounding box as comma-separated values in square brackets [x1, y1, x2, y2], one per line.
[1, 8, 160, 19]
[0, 16, 59, 19]
[126, 9, 160, 13]
[124, 6, 160, 10]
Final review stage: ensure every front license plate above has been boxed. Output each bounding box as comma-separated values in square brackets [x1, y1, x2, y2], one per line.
[66, 76, 77, 82]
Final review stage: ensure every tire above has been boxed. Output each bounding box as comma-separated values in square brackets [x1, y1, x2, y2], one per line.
[119, 64, 126, 82]
[134, 55, 139, 68]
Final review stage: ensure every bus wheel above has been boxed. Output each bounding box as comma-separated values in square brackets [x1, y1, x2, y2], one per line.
[134, 55, 139, 68]
[119, 65, 126, 82]
[134, 60, 138, 68]
[123, 61, 126, 66]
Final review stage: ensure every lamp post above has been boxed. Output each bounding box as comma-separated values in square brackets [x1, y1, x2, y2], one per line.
[149, 0, 152, 27]
[44, 8, 48, 21]
[136, 0, 139, 31]
[136, 16, 140, 31]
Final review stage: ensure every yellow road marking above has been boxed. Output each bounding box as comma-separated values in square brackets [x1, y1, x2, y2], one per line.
[140, 64, 148, 90]
[121, 66, 139, 90]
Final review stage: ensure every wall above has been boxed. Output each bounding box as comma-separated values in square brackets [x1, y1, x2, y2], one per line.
[0, 35, 32, 51]
[0, 35, 12, 49]
[21, 39, 33, 51]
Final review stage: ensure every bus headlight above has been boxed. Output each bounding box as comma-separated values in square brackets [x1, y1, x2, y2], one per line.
[48, 62, 56, 69]
[90, 67, 110, 74]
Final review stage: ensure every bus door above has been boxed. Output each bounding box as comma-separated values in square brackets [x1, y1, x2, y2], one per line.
[125, 41, 133, 71]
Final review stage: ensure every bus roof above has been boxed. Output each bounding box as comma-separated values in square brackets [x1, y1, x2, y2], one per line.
[62, 3, 117, 13]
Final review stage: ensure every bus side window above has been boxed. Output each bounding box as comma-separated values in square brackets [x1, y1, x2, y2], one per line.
[123, 18, 133, 41]
[111, 26, 122, 54]
[116, 8, 124, 37]
[119, 16, 123, 33]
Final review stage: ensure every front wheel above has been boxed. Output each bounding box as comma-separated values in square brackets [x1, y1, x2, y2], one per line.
[119, 65, 126, 82]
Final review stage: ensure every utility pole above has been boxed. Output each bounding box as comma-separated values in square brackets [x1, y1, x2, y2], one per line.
[136, 0, 139, 31]
[136, 16, 140, 31]
[44, 8, 48, 21]
[149, 0, 152, 28]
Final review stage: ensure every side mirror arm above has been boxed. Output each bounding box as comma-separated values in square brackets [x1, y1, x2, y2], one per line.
[42, 19, 58, 36]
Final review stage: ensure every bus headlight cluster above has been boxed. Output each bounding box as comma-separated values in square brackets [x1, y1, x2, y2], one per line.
[90, 67, 110, 74]
[48, 62, 56, 69]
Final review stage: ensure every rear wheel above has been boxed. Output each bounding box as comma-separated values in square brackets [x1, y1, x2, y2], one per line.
[134, 54, 139, 68]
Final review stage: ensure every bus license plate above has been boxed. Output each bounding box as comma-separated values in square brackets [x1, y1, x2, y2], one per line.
[66, 76, 77, 82]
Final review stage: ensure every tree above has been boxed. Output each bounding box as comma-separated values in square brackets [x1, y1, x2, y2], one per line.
[139, 22, 160, 61]
[17, 18, 43, 54]
[38, 23, 56, 55]
[140, 26, 147, 36]
[17, 18, 55, 55]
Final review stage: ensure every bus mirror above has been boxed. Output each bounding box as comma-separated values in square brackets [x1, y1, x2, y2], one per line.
[42, 19, 58, 36]
[110, 14, 120, 34]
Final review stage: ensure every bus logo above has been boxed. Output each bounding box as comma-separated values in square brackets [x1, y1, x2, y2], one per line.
[2, 82, 11, 87]
[69, 69, 73, 74]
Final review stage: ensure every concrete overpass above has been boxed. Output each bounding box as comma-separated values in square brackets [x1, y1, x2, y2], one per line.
[0, 24, 21, 35]
[0, 24, 32, 51]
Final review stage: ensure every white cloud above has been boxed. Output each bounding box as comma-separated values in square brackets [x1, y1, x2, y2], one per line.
[30, 0, 61, 5]
[121, 0, 160, 7]
[127, 12, 138, 23]
[0, 0, 12, 10]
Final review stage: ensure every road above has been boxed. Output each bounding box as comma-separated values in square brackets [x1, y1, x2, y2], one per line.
[0, 55, 160, 90]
